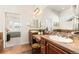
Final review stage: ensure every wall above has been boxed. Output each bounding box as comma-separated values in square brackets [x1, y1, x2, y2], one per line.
[0, 5, 63, 48]
[0, 5, 34, 48]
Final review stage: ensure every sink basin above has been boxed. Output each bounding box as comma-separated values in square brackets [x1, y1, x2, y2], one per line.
[49, 35, 73, 43]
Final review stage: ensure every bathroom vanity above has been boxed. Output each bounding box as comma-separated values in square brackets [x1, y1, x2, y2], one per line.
[41, 35, 76, 54]
[29, 28, 79, 54]
[32, 33, 79, 54]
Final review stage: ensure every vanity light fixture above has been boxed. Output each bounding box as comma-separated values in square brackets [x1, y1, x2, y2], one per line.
[34, 7, 41, 16]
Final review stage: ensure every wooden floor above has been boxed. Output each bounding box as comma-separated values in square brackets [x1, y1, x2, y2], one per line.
[0, 44, 32, 54]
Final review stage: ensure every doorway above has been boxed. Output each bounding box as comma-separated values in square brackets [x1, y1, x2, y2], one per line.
[5, 12, 21, 48]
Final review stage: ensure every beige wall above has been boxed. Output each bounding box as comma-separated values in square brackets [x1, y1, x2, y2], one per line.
[0, 5, 60, 48]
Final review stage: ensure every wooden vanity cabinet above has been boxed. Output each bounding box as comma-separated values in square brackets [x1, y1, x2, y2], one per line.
[40, 37, 68, 54]
[46, 42, 67, 54]
[33, 35, 76, 54]
[0, 32, 3, 51]
[40, 39, 47, 54]
[0, 40, 3, 50]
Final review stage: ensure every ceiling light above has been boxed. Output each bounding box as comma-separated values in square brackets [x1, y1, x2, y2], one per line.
[34, 7, 42, 16]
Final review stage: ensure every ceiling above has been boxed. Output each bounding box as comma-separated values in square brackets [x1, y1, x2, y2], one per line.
[47, 5, 71, 13]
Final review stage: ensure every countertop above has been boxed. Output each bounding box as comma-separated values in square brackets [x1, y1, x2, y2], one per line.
[33, 35, 79, 53]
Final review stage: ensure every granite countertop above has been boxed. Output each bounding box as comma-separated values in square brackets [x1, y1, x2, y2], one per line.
[33, 34, 79, 53]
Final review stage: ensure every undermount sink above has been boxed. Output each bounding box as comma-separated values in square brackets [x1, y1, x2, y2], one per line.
[49, 35, 73, 43]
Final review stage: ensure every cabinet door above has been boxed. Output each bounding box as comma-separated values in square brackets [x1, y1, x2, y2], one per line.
[40, 39, 46, 54]
[0, 40, 3, 51]
[41, 46, 46, 54]
[47, 42, 67, 54]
